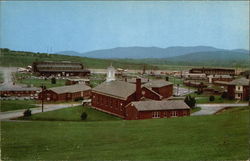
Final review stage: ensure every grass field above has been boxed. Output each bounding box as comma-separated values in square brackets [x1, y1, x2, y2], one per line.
[1, 107, 249, 160]
[216, 106, 250, 114]
[187, 93, 245, 104]
[0, 71, 3, 83]
[20, 106, 121, 121]
[0, 49, 156, 70]
[191, 107, 201, 113]
[2, 48, 246, 70]
[17, 78, 66, 88]
[0, 100, 38, 112]
[14, 73, 67, 88]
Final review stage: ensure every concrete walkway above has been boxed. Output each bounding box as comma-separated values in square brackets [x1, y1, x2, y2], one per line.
[0, 103, 81, 120]
[191, 103, 249, 116]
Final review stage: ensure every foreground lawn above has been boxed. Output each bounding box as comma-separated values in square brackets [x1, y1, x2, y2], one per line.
[216, 106, 250, 114]
[19, 106, 121, 121]
[1, 107, 249, 160]
[0, 100, 38, 112]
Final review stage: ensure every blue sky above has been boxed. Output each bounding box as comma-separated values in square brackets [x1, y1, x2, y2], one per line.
[0, 1, 249, 53]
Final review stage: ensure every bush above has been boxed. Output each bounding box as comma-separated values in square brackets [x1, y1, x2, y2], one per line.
[51, 77, 56, 84]
[209, 95, 215, 102]
[74, 97, 83, 101]
[80, 112, 87, 120]
[23, 109, 32, 117]
[184, 95, 196, 108]
[221, 92, 227, 99]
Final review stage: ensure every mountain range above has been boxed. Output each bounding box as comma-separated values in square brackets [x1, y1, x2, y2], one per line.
[56, 46, 249, 59]
[56, 46, 249, 67]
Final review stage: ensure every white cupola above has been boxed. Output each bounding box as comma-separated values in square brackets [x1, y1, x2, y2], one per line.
[106, 64, 116, 82]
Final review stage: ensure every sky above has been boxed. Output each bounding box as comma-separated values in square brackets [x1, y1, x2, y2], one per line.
[0, 1, 249, 53]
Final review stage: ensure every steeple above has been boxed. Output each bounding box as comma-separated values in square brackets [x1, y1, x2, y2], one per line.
[106, 64, 116, 82]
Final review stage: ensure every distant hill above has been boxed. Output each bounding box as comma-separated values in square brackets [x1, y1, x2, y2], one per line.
[55, 50, 82, 56]
[165, 51, 249, 67]
[57, 46, 249, 59]
[79, 46, 224, 59]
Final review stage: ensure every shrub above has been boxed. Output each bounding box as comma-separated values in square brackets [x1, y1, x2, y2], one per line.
[23, 109, 32, 117]
[209, 95, 215, 102]
[81, 112, 88, 120]
[51, 77, 56, 84]
[221, 92, 227, 99]
[184, 95, 196, 108]
[74, 97, 83, 101]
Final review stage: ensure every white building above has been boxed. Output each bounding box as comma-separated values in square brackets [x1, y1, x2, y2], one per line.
[106, 65, 116, 82]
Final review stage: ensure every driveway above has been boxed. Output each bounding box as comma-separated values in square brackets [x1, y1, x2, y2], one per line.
[0, 103, 81, 120]
[0, 67, 17, 86]
[191, 103, 249, 116]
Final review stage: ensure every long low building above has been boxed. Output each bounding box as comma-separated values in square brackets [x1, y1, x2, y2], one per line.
[32, 61, 90, 77]
[0, 86, 40, 97]
[126, 100, 190, 120]
[38, 84, 91, 101]
[189, 67, 235, 76]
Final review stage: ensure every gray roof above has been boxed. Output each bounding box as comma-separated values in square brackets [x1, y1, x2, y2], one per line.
[210, 75, 232, 78]
[228, 78, 249, 86]
[144, 80, 173, 88]
[130, 100, 190, 111]
[38, 69, 89, 72]
[127, 78, 149, 84]
[49, 84, 91, 94]
[92, 80, 136, 99]
[0, 85, 40, 92]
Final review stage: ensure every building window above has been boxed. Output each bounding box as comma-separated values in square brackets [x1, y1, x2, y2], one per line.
[164, 112, 167, 117]
[152, 112, 160, 118]
[171, 111, 177, 117]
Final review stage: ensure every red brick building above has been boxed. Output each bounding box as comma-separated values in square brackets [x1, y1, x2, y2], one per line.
[0, 86, 40, 98]
[227, 78, 249, 100]
[125, 100, 190, 120]
[143, 80, 173, 99]
[208, 75, 233, 83]
[91, 78, 176, 119]
[38, 84, 91, 102]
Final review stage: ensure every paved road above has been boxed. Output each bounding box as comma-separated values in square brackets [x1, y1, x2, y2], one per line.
[191, 103, 249, 116]
[0, 103, 81, 120]
[174, 86, 194, 96]
[0, 67, 17, 86]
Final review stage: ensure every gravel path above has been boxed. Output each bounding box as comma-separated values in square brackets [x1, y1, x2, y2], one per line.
[0, 103, 81, 120]
[191, 103, 249, 116]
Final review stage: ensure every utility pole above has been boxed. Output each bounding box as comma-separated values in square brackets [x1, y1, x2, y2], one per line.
[249, 76, 250, 106]
[41, 84, 46, 112]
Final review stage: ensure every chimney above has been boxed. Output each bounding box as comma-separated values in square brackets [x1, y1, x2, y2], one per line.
[165, 76, 169, 81]
[136, 78, 142, 101]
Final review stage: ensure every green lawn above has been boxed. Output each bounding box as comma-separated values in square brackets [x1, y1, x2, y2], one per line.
[217, 106, 250, 114]
[20, 106, 121, 121]
[1, 107, 249, 160]
[16, 77, 66, 88]
[187, 93, 245, 104]
[191, 107, 201, 113]
[0, 100, 38, 112]
[0, 71, 3, 83]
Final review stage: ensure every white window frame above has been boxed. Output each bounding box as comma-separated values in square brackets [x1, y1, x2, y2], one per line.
[152, 111, 160, 118]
